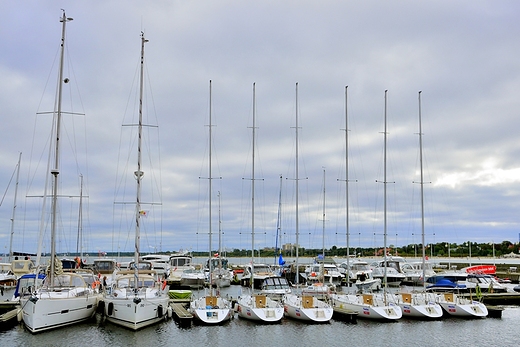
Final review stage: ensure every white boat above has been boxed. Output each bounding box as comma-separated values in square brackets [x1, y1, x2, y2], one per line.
[282, 86, 332, 324]
[330, 292, 402, 321]
[240, 263, 278, 289]
[260, 277, 292, 301]
[102, 33, 170, 330]
[180, 268, 206, 289]
[169, 252, 195, 285]
[140, 254, 171, 280]
[235, 83, 283, 324]
[395, 292, 443, 319]
[189, 81, 233, 325]
[342, 260, 381, 292]
[304, 263, 344, 286]
[436, 292, 488, 318]
[332, 91, 403, 322]
[283, 293, 333, 323]
[190, 294, 233, 324]
[20, 12, 99, 333]
[92, 258, 120, 286]
[395, 92, 442, 320]
[0, 263, 17, 302]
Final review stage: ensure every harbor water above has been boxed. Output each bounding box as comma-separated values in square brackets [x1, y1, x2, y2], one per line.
[2, 283, 520, 347]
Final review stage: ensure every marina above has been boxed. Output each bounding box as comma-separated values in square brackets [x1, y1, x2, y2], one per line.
[2, 282, 520, 347]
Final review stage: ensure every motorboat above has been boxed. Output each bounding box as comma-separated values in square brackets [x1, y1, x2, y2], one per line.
[0, 263, 17, 302]
[169, 251, 195, 285]
[260, 277, 291, 301]
[180, 267, 206, 289]
[303, 263, 344, 286]
[240, 263, 278, 289]
[140, 254, 171, 280]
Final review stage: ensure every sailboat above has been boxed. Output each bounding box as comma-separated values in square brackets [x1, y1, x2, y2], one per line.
[20, 11, 99, 333]
[395, 91, 443, 319]
[102, 32, 170, 330]
[190, 81, 233, 325]
[331, 88, 402, 321]
[236, 83, 284, 323]
[282, 84, 333, 323]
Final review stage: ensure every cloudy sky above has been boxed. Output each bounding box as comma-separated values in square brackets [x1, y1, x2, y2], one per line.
[1, 1, 519, 258]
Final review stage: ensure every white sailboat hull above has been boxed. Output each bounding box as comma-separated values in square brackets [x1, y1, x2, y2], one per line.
[330, 293, 402, 321]
[103, 293, 169, 330]
[190, 296, 233, 324]
[236, 295, 284, 323]
[436, 293, 487, 318]
[21, 290, 98, 333]
[282, 294, 332, 323]
[396, 292, 443, 319]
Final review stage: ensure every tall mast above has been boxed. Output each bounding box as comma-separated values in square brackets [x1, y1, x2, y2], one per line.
[251, 82, 256, 290]
[295, 82, 300, 285]
[418, 91, 427, 288]
[344, 86, 350, 285]
[274, 174, 282, 265]
[76, 174, 83, 258]
[321, 168, 326, 283]
[8, 152, 22, 263]
[383, 90, 389, 295]
[133, 32, 148, 295]
[50, 11, 73, 286]
[208, 80, 213, 281]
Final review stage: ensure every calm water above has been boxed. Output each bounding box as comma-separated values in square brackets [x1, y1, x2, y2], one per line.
[2, 283, 520, 347]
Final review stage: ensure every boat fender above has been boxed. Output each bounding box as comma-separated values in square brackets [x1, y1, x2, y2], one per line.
[158, 304, 164, 317]
[234, 303, 238, 312]
[107, 302, 114, 316]
[17, 308, 23, 322]
[167, 305, 173, 318]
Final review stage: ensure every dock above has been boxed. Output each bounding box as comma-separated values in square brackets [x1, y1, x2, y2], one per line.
[170, 302, 193, 327]
[459, 292, 520, 306]
[332, 306, 358, 323]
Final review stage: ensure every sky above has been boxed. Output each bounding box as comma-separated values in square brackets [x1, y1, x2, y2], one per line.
[1, 1, 520, 258]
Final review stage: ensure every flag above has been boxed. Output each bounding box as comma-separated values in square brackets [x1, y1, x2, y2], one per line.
[278, 253, 286, 266]
[139, 210, 148, 217]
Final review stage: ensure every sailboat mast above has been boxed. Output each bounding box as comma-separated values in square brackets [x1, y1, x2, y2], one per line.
[50, 11, 73, 284]
[209, 80, 213, 279]
[8, 152, 21, 263]
[274, 174, 282, 265]
[383, 90, 388, 292]
[76, 174, 83, 257]
[418, 91, 427, 286]
[344, 85, 350, 285]
[134, 32, 148, 287]
[321, 168, 326, 283]
[251, 82, 256, 289]
[295, 82, 300, 285]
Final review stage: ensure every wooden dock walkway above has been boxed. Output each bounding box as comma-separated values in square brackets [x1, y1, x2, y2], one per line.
[170, 302, 193, 327]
